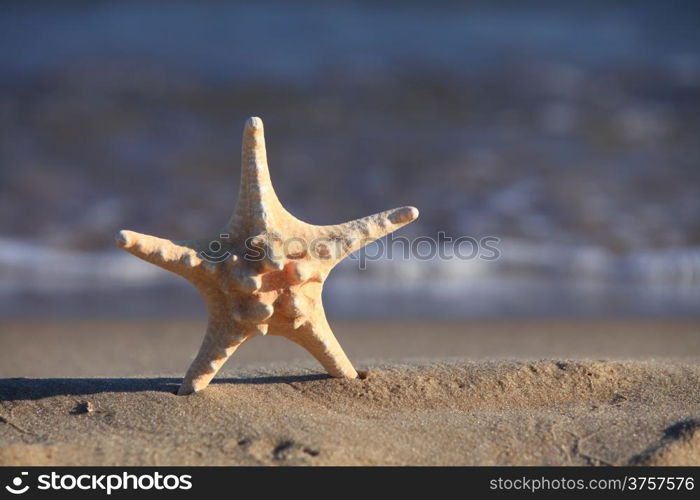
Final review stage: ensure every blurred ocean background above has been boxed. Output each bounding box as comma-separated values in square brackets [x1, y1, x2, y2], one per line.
[1, 0, 699, 318]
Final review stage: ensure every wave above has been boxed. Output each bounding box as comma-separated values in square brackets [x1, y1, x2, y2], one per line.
[1, 236, 698, 317]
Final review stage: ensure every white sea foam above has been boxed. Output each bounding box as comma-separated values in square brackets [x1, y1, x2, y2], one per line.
[1, 236, 698, 317]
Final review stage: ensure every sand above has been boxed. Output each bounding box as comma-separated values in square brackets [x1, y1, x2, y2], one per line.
[1, 319, 699, 466]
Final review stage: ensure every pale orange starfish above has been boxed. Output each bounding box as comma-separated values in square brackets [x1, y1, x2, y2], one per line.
[116, 117, 418, 395]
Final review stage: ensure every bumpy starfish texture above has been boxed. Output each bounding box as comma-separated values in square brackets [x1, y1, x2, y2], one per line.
[116, 117, 419, 395]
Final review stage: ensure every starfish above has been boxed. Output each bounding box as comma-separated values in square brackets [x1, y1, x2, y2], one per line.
[116, 117, 419, 395]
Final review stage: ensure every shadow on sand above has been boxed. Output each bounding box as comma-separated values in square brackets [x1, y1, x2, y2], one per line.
[0, 373, 330, 401]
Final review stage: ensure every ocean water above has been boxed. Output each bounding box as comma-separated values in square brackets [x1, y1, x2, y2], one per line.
[1, 236, 698, 318]
[0, 1, 698, 317]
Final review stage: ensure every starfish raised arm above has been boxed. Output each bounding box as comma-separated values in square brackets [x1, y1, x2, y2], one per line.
[115, 230, 211, 277]
[227, 117, 287, 235]
[315, 205, 419, 263]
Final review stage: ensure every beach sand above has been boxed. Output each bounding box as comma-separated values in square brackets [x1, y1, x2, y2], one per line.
[0, 319, 698, 466]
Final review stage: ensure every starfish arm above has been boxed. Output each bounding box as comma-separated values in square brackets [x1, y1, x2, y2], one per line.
[115, 230, 208, 277]
[228, 116, 286, 234]
[178, 314, 248, 395]
[282, 311, 358, 379]
[318, 205, 419, 263]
